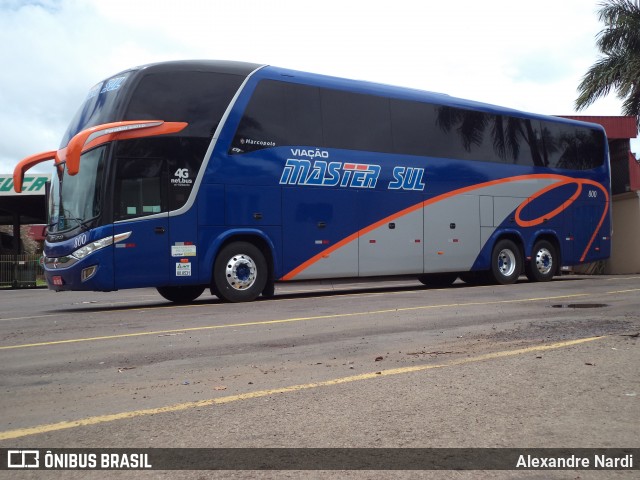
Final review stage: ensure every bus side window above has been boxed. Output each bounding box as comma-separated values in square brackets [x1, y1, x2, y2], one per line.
[320, 88, 392, 153]
[540, 122, 605, 170]
[230, 80, 322, 154]
[167, 154, 201, 211]
[114, 157, 167, 220]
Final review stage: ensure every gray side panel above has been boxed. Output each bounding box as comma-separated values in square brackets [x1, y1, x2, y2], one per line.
[359, 208, 423, 276]
[480, 195, 494, 227]
[295, 241, 359, 280]
[493, 196, 526, 227]
[424, 194, 480, 272]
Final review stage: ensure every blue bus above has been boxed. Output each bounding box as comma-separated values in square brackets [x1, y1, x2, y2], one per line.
[13, 60, 611, 303]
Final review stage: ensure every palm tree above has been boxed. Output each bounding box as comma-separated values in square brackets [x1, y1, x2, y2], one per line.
[575, 0, 640, 127]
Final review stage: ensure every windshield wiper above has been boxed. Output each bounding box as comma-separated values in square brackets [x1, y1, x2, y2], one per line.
[61, 210, 93, 232]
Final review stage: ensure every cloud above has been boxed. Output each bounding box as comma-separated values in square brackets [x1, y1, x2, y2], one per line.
[0, 0, 187, 173]
[0, 1, 106, 172]
[0, 0, 635, 175]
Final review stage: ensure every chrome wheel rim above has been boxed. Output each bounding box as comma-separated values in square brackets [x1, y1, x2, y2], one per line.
[497, 249, 517, 277]
[225, 254, 257, 290]
[534, 247, 553, 275]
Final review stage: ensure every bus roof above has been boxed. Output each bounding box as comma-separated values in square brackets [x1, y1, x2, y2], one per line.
[119, 59, 264, 78]
[102, 60, 606, 134]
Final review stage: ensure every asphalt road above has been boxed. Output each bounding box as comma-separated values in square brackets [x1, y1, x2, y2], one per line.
[0, 275, 639, 479]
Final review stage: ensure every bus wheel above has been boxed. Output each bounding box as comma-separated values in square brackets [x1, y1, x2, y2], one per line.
[213, 242, 267, 302]
[491, 239, 522, 285]
[526, 240, 556, 282]
[418, 273, 458, 287]
[156, 285, 205, 303]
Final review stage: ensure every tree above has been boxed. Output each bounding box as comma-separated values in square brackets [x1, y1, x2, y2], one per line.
[575, 0, 640, 127]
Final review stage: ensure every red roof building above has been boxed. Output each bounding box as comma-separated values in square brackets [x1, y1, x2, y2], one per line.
[560, 115, 639, 194]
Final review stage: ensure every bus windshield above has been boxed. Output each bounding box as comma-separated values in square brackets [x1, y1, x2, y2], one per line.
[49, 146, 106, 233]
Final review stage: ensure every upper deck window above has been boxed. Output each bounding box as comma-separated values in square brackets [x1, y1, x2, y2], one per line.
[231, 79, 605, 170]
[125, 71, 245, 139]
[230, 80, 323, 154]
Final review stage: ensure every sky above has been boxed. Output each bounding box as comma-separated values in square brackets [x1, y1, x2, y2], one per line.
[1, 0, 637, 175]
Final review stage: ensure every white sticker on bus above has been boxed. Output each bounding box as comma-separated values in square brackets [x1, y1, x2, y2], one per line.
[176, 262, 192, 276]
[172, 245, 197, 257]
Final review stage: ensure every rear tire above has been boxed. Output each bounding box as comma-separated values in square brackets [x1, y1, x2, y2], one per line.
[490, 239, 522, 285]
[156, 285, 205, 304]
[526, 240, 556, 282]
[213, 242, 267, 303]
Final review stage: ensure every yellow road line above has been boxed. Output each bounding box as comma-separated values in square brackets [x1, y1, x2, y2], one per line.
[0, 292, 592, 350]
[606, 288, 640, 294]
[0, 336, 604, 441]
[0, 300, 215, 323]
[3, 287, 638, 351]
[0, 285, 431, 323]
[0, 314, 60, 323]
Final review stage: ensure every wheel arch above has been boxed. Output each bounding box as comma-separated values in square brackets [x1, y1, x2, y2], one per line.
[491, 229, 525, 260]
[471, 228, 526, 273]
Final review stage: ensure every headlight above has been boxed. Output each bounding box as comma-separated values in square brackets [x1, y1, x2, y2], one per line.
[72, 237, 113, 259]
[71, 232, 131, 260]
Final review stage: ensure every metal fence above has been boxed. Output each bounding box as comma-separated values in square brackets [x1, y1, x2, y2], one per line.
[0, 254, 44, 288]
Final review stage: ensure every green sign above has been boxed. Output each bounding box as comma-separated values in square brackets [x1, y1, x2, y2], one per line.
[0, 175, 51, 196]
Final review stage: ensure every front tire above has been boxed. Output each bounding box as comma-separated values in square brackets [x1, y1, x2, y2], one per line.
[156, 285, 205, 304]
[526, 240, 556, 282]
[213, 242, 267, 303]
[491, 239, 522, 285]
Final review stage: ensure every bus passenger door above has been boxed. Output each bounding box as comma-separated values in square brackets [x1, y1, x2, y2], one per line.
[112, 157, 170, 289]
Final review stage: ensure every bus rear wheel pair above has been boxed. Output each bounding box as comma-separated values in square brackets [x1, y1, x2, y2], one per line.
[490, 238, 557, 285]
